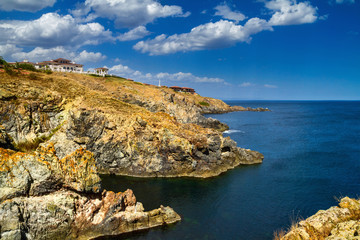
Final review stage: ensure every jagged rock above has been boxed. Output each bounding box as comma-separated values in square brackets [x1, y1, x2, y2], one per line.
[0, 146, 181, 239]
[0, 144, 101, 201]
[278, 197, 360, 240]
[326, 220, 360, 239]
[0, 71, 265, 178]
[73, 190, 180, 239]
[47, 107, 263, 178]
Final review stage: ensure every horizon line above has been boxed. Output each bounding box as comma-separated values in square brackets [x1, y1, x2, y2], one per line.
[221, 99, 360, 101]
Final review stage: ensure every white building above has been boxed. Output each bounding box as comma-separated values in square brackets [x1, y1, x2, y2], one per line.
[94, 67, 109, 76]
[35, 58, 83, 73]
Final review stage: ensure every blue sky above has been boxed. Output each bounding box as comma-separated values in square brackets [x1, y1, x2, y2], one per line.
[0, 0, 359, 100]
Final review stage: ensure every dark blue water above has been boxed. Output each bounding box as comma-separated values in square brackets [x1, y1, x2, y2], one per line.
[101, 101, 360, 240]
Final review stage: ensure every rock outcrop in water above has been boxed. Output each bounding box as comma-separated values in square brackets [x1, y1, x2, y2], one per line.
[277, 197, 360, 240]
[0, 145, 181, 239]
[0, 71, 264, 178]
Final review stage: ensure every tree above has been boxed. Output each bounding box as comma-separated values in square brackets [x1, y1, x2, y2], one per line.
[0, 56, 8, 65]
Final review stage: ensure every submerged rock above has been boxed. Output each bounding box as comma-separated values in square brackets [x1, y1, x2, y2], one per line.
[0, 145, 181, 239]
[277, 197, 360, 240]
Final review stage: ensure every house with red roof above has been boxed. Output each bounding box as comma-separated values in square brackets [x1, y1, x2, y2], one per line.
[35, 58, 84, 73]
[170, 86, 196, 93]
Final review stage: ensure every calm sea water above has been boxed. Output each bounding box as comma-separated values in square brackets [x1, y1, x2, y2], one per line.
[101, 101, 360, 240]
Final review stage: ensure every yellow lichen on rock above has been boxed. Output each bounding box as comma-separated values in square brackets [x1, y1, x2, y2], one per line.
[1, 71, 264, 178]
[276, 197, 360, 240]
[0, 146, 181, 239]
[59, 147, 101, 193]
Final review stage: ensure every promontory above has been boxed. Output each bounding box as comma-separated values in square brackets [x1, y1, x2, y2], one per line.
[0, 69, 265, 239]
[0, 70, 264, 178]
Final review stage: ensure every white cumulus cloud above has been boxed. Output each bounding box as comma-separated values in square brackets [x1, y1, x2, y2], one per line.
[0, 0, 56, 12]
[76, 0, 189, 28]
[118, 26, 151, 41]
[0, 13, 114, 49]
[134, 18, 272, 55]
[109, 64, 225, 84]
[0, 44, 23, 58]
[1, 45, 106, 64]
[73, 50, 106, 63]
[214, 3, 246, 23]
[266, 0, 318, 26]
[10, 46, 71, 62]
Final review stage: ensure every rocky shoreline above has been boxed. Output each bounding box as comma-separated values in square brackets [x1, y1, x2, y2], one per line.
[276, 197, 360, 240]
[0, 144, 180, 239]
[0, 71, 267, 239]
[0, 71, 264, 178]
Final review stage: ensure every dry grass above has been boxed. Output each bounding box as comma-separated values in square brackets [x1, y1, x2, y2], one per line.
[0, 71, 222, 150]
[15, 137, 45, 152]
[273, 229, 286, 240]
[272, 216, 304, 240]
[15, 123, 63, 152]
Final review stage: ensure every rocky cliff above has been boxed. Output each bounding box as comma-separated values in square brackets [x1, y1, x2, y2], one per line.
[276, 197, 360, 240]
[0, 144, 180, 239]
[0, 71, 264, 178]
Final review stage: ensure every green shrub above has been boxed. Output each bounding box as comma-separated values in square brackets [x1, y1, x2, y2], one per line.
[199, 101, 210, 106]
[104, 74, 125, 79]
[28, 73, 38, 80]
[16, 63, 38, 72]
[1, 57, 16, 75]
[4, 64, 16, 76]
[89, 74, 101, 77]
[0, 56, 7, 65]
[43, 69, 52, 74]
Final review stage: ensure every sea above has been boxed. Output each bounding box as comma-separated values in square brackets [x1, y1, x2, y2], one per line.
[101, 101, 360, 240]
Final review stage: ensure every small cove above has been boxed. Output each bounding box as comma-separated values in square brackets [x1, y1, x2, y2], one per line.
[101, 101, 360, 239]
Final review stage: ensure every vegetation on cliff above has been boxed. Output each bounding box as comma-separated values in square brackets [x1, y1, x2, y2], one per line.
[0, 70, 263, 178]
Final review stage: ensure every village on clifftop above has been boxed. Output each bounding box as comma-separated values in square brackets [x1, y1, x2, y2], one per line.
[8, 58, 109, 76]
[2, 57, 196, 94]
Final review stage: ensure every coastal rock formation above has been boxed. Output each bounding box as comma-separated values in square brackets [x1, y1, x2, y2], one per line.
[277, 197, 360, 240]
[0, 145, 181, 239]
[120, 87, 269, 131]
[49, 108, 263, 177]
[0, 71, 264, 178]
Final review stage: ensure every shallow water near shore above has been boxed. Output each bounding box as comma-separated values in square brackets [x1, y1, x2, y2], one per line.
[101, 101, 360, 240]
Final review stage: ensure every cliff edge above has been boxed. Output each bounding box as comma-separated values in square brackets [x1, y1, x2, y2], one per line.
[0, 71, 264, 178]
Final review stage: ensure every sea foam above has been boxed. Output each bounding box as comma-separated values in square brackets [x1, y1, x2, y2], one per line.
[223, 129, 245, 134]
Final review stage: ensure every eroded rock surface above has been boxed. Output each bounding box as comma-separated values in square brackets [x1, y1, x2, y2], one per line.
[0, 72, 264, 178]
[278, 197, 360, 240]
[0, 145, 181, 239]
[49, 108, 263, 178]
